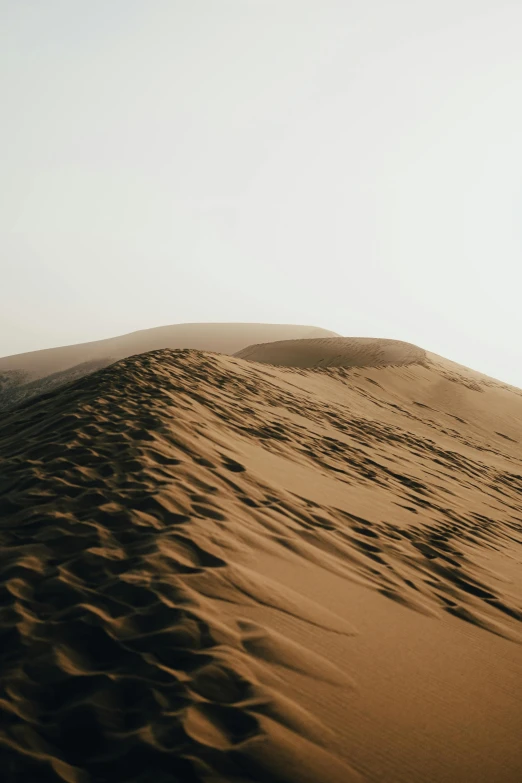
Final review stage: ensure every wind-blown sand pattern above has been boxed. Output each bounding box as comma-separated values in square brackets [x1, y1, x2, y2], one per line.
[1, 339, 521, 782]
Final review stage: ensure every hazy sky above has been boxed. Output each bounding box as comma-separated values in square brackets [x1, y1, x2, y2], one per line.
[2, 1, 522, 385]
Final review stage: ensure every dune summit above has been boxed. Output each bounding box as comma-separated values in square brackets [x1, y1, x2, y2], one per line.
[0, 340, 521, 782]
[0, 323, 338, 412]
[0, 322, 338, 380]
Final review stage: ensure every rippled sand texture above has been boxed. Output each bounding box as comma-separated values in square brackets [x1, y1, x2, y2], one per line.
[1, 342, 521, 782]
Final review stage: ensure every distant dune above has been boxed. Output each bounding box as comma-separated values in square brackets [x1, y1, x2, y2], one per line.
[235, 336, 426, 368]
[0, 322, 338, 410]
[1, 340, 521, 782]
[0, 322, 338, 378]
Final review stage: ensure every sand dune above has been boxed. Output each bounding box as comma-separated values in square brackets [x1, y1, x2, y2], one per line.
[0, 323, 338, 412]
[235, 336, 426, 368]
[0, 323, 338, 380]
[1, 341, 521, 782]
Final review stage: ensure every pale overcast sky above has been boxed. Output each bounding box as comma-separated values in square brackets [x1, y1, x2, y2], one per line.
[2, 1, 521, 385]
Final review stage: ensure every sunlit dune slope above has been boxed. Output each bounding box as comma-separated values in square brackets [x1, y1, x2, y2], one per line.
[235, 336, 426, 368]
[1, 345, 521, 782]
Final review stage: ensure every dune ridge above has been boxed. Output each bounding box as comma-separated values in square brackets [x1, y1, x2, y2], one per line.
[0, 323, 338, 380]
[1, 346, 521, 782]
[0, 324, 339, 413]
[234, 337, 427, 368]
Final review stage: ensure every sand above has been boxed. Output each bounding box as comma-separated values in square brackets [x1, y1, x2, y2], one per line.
[0, 324, 338, 413]
[0, 338, 521, 782]
[235, 336, 426, 368]
[0, 323, 338, 380]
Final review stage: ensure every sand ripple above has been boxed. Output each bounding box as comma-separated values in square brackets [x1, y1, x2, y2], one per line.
[1, 347, 521, 781]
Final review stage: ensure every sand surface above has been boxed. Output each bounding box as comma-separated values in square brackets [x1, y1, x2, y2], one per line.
[0, 324, 338, 412]
[235, 336, 426, 368]
[0, 338, 521, 782]
[0, 323, 338, 380]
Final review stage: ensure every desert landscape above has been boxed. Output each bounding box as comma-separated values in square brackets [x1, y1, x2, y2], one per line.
[4, 0, 522, 779]
[1, 327, 521, 783]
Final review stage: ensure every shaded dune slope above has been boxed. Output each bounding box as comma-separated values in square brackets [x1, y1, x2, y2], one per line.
[0, 360, 115, 413]
[1, 346, 522, 782]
